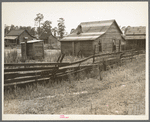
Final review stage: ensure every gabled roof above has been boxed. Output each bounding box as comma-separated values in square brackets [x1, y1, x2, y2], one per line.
[60, 19, 122, 41]
[39, 32, 58, 40]
[39, 32, 50, 39]
[125, 26, 146, 35]
[6, 29, 36, 38]
[6, 29, 25, 36]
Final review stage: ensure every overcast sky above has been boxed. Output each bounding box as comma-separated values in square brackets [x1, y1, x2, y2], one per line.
[2, 2, 148, 33]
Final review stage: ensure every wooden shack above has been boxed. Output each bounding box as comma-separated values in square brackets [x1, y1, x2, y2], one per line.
[21, 40, 44, 59]
[39, 32, 60, 49]
[124, 26, 146, 50]
[60, 19, 125, 56]
[4, 29, 36, 47]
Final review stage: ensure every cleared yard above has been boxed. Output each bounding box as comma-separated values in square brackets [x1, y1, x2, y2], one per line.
[4, 54, 145, 115]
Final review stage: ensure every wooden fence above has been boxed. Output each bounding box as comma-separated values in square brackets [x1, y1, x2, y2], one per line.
[4, 49, 143, 87]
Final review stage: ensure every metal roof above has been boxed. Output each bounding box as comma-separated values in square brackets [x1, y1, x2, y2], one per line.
[125, 26, 146, 35]
[69, 32, 105, 37]
[6, 29, 36, 39]
[125, 36, 146, 40]
[60, 20, 120, 42]
[4, 36, 18, 40]
[6, 30, 25, 36]
[21, 40, 44, 44]
[78, 20, 114, 33]
[60, 36, 100, 41]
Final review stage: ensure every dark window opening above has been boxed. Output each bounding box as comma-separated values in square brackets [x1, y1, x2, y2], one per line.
[98, 41, 102, 52]
[112, 39, 116, 52]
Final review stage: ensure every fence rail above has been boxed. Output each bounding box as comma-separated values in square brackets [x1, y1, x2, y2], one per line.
[4, 49, 145, 87]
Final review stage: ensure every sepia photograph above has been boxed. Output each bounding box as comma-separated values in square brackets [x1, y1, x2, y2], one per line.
[2, 1, 149, 120]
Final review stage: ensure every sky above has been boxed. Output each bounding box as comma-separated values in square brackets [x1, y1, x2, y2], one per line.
[2, 2, 148, 33]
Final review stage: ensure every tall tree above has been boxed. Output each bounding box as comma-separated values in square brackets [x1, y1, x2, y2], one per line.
[57, 18, 65, 39]
[41, 20, 52, 35]
[10, 24, 15, 31]
[34, 13, 44, 35]
[30, 27, 36, 36]
[121, 26, 130, 34]
[51, 27, 58, 37]
[4, 25, 10, 36]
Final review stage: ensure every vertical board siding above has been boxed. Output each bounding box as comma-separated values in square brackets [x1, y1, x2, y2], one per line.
[94, 22, 123, 53]
[80, 41, 93, 56]
[21, 41, 44, 59]
[19, 31, 33, 44]
[61, 42, 73, 55]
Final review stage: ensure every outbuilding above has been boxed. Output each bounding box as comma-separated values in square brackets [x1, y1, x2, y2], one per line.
[39, 32, 60, 49]
[4, 29, 36, 47]
[21, 40, 44, 59]
[60, 19, 125, 56]
[124, 26, 146, 50]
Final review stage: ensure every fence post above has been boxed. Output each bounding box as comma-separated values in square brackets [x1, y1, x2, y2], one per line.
[99, 63, 102, 80]
[103, 58, 106, 71]
[93, 45, 96, 63]
[131, 50, 133, 62]
[25, 39, 27, 60]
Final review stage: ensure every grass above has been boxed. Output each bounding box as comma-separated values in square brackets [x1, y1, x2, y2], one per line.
[4, 48, 86, 63]
[4, 54, 145, 115]
[4, 50, 23, 63]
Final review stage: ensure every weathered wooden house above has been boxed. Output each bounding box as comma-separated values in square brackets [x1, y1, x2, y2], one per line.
[39, 33, 60, 49]
[60, 19, 125, 56]
[4, 29, 36, 47]
[21, 40, 44, 59]
[124, 26, 146, 50]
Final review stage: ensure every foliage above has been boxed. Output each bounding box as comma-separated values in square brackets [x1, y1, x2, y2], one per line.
[121, 26, 131, 34]
[41, 20, 52, 35]
[57, 18, 65, 39]
[51, 27, 58, 37]
[34, 13, 44, 35]
[70, 28, 75, 34]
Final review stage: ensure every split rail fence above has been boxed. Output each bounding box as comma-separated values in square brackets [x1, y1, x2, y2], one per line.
[4, 49, 144, 87]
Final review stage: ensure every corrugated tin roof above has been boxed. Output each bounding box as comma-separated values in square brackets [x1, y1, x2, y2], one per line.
[6, 29, 25, 36]
[21, 40, 44, 44]
[4, 36, 18, 40]
[125, 26, 146, 35]
[60, 20, 118, 41]
[78, 19, 114, 33]
[60, 36, 100, 41]
[69, 32, 105, 37]
[125, 36, 146, 40]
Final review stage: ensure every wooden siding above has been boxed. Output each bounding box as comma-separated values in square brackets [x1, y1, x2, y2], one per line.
[61, 42, 73, 55]
[18, 31, 33, 44]
[94, 22, 122, 53]
[21, 41, 44, 59]
[61, 41, 94, 56]
[80, 41, 93, 56]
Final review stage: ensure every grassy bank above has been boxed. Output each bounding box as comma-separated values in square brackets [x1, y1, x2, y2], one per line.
[4, 54, 145, 115]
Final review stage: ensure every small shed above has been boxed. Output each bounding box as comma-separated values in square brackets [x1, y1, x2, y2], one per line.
[60, 19, 125, 56]
[21, 40, 44, 59]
